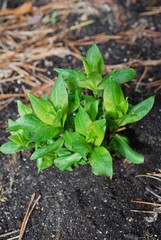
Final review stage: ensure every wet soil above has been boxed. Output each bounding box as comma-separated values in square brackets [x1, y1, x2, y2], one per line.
[0, 0, 161, 239]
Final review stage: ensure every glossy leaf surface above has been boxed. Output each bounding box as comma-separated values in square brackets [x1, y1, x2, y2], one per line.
[8, 114, 45, 133]
[99, 68, 136, 89]
[63, 131, 92, 159]
[28, 93, 55, 125]
[17, 100, 33, 116]
[54, 152, 82, 171]
[115, 96, 155, 126]
[89, 146, 113, 179]
[86, 43, 104, 75]
[51, 74, 68, 112]
[112, 134, 144, 164]
[103, 79, 125, 119]
[37, 154, 55, 172]
[86, 119, 106, 146]
[30, 138, 64, 160]
[0, 142, 23, 154]
[75, 106, 92, 136]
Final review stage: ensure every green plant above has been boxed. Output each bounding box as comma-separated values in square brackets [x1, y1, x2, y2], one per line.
[0, 44, 154, 179]
[42, 12, 57, 25]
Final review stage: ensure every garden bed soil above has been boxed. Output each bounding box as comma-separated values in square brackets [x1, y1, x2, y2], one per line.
[0, 0, 161, 239]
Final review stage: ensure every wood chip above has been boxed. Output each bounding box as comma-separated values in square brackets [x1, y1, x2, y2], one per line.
[0, 2, 32, 16]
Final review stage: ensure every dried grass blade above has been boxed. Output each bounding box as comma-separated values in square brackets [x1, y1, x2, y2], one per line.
[19, 194, 41, 240]
[131, 200, 161, 207]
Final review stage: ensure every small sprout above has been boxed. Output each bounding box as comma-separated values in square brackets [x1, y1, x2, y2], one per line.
[0, 43, 155, 179]
[42, 12, 57, 25]
[51, 13, 57, 25]
[42, 16, 51, 24]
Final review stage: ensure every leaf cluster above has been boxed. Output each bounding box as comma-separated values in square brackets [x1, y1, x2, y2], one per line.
[0, 44, 155, 179]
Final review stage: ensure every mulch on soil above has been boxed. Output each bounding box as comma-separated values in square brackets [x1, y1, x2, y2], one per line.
[0, 0, 161, 239]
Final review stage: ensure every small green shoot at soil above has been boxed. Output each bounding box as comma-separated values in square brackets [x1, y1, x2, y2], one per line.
[0, 44, 155, 179]
[42, 12, 57, 25]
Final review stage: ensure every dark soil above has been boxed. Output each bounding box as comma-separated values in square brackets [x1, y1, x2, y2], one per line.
[0, 0, 161, 239]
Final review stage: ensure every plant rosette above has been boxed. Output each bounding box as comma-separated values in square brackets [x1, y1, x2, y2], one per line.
[0, 43, 155, 179]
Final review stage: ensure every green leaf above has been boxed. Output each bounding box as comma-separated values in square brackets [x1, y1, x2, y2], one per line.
[111, 68, 136, 84]
[8, 130, 25, 145]
[112, 134, 144, 164]
[89, 146, 113, 179]
[68, 90, 80, 113]
[55, 68, 85, 92]
[86, 119, 106, 146]
[17, 100, 33, 116]
[30, 138, 64, 160]
[0, 142, 21, 154]
[42, 16, 51, 24]
[80, 56, 92, 75]
[57, 148, 71, 157]
[63, 131, 78, 151]
[64, 113, 75, 131]
[86, 43, 104, 75]
[29, 125, 61, 143]
[63, 131, 92, 159]
[8, 114, 46, 133]
[51, 74, 68, 125]
[51, 74, 68, 110]
[74, 106, 92, 136]
[83, 96, 99, 121]
[51, 13, 57, 25]
[98, 68, 136, 89]
[21, 129, 31, 141]
[103, 79, 125, 119]
[54, 152, 82, 171]
[54, 68, 86, 82]
[79, 159, 88, 165]
[79, 72, 102, 95]
[37, 154, 55, 172]
[52, 109, 64, 128]
[28, 93, 55, 125]
[115, 96, 155, 127]
[119, 97, 129, 116]
[42, 94, 49, 101]
[64, 80, 77, 93]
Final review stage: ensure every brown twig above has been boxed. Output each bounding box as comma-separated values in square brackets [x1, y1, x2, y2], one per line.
[136, 174, 161, 182]
[105, 59, 161, 72]
[7, 236, 20, 240]
[19, 193, 41, 240]
[146, 79, 161, 88]
[141, 6, 161, 16]
[135, 67, 148, 91]
[72, 33, 122, 46]
[133, 79, 161, 93]
[0, 230, 19, 239]
[143, 29, 161, 38]
[131, 209, 161, 214]
[116, 127, 126, 132]
[19, 194, 35, 240]
[146, 187, 161, 200]
[0, 98, 14, 110]
[0, 93, 26, 100]
[154, 85, 161, 93]
[147, 170, 161, 177]
[131, 171, 161, 217]
[131, 200, 161, 207]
